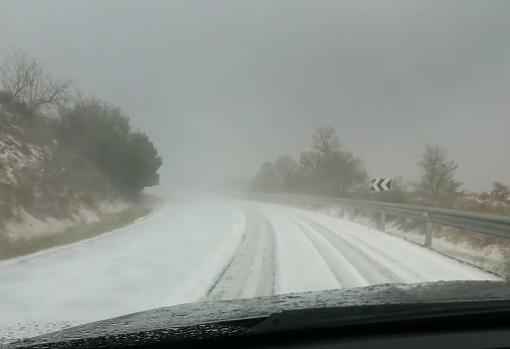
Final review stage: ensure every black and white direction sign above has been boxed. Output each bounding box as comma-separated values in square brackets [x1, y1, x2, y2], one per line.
[371, 178, 392, 192]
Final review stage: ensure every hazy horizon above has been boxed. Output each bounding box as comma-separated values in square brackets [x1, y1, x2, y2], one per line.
[1, 0, 509, 192]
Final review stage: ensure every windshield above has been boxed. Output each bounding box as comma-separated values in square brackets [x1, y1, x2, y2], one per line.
[1, 0, 509, 345]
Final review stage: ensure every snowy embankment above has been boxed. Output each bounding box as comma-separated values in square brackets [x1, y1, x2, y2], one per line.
[4, 199, 130, 241]
[0, 198, 499, 343]
[0, 105, 130, 246]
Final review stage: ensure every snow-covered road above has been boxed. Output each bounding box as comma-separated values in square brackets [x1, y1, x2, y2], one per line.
[0, 198, 500, 342]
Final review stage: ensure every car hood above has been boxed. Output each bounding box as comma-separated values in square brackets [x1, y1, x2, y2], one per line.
[10, 280, 510, 348]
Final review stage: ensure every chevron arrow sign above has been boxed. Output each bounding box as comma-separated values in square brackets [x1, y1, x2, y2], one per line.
[371, 178, 392, 192]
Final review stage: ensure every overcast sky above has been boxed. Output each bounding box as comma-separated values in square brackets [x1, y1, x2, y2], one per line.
[1, 0, 509, 192]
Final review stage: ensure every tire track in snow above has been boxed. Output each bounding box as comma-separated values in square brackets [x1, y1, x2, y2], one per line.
[311, 218, 427, 282]
[313, 214, 497, 281]
[296, 216, 406, 284]
[206, 208, 276, 300]
[290, 218, 369, 288]
[244, 211, 278, 298]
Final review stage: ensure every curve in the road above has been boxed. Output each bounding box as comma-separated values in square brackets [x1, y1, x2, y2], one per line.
[205, 201, 499, 301]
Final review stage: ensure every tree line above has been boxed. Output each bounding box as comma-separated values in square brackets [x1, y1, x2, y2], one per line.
[0, 52, 162, 196]
[253, 126, 367, 196]
[252, 126, 509, 208]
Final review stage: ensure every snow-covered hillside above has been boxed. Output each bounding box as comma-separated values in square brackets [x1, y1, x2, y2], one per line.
[0, 105, 128, 243]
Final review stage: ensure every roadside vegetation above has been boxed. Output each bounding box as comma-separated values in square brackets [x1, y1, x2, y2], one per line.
[248, 125, 510, 276]
[0, 52, 162, 197]
[250, 125, 509, 215]
[58, 98, 162, 196]
[0, 51, 162, 252]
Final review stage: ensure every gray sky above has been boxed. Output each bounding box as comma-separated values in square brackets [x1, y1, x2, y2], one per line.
[1, 0, 509, 192]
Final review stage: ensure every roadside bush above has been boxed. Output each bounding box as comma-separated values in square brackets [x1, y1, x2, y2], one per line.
[58, 99, 162, 195]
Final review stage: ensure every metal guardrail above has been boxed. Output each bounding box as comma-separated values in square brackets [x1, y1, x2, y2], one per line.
[241, 192, 510, 248]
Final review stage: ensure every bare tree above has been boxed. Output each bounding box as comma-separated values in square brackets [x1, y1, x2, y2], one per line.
[301, 126, 342, 169]
[300, 127, 367, 195]
[0, 52, 72, 113]
[418, 145, 462, 198]
[0, 52, 37, 99]
[311, 126, 341, 157]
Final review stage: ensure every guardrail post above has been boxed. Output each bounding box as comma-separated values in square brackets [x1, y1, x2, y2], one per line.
[425, 222, 433, 248]
[346, 207, 352, 221]
[378, 212, 386, 232]
[339, 206, 345, 219]
[423, 212, 433, 248]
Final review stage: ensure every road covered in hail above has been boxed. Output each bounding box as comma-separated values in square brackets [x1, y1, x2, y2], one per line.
[0, 198, 500, 343]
